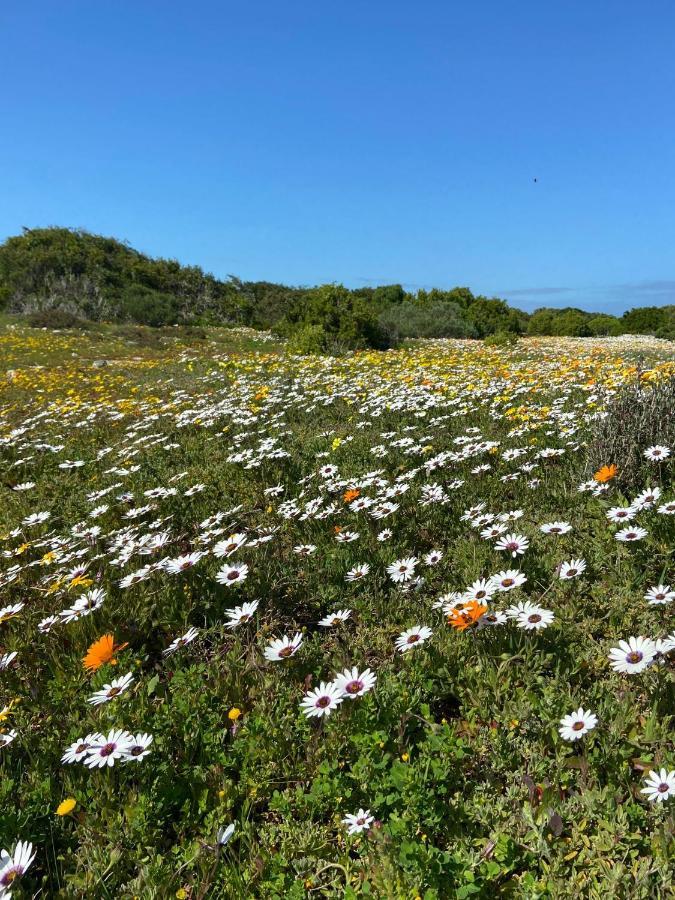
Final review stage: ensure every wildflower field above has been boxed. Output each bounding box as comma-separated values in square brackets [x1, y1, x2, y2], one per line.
[1, 323, 674, 898]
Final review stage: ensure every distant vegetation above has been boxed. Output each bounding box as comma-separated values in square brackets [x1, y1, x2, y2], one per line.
[1, 227, 674, 350]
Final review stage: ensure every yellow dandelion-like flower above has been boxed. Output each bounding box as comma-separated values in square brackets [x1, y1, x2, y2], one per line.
[56, 798, 77, 816]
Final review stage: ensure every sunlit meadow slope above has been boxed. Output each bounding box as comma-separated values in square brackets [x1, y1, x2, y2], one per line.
[0, 323, 674, 898]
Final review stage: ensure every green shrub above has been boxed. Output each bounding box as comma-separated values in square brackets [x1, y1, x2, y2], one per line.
[26, 309, 90, 330]
[286, 323, 328, 355]
[466, 298, 524, 337]
[378, 301, 476, 341]
[119, 284, 179, 327]
[277, 283, 394, 353]
[484, 330, 518, 346]
[585, 373, 675, 489]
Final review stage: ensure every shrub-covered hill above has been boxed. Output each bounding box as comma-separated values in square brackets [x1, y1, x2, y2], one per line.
[2, 227, 675, 345]
[0, 227, 250, 326]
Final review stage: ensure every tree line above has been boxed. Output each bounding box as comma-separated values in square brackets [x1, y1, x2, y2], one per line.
[1, 227, 673, 350]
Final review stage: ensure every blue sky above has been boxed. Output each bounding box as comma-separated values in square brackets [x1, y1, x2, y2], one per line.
[2, 1, 674, 313]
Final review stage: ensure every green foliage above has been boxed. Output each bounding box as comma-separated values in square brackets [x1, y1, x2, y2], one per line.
[528, 307, 623, 337]
[119, 284, 179, 327]
[466, 298, 525, 337]
[286, 323, 329, 355]
[2, 228, 674, 351]
[26, 308, 90, 330]
[587, 313, 622, 336]
[0, 227, 244, 326]
[415, 286, 477, 309]
[277, 283, 393, 353]
[585, 373, 675, 489]
[620, 305, 673, 335]
[484, 329, 519, 346]
[234, 279, 312, 329]
[378, 301, 477, 341]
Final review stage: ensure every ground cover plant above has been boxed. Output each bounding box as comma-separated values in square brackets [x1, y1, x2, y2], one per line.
[0, 324, 674, 898]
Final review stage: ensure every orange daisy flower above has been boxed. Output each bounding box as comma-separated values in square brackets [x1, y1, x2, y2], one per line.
[447, 600, 488, 631]
[343, 489, 361, 503]
[82, 634, 128, 672]
[593, 464, 618, 483]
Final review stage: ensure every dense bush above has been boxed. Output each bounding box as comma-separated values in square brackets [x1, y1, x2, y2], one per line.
[276, 283, 394, 353]
[585, 374, 675, 489]
[119, 284, 180, 327]
[466, 298, 526, 337]
[484, 329, 519, 346]
[378, 301, 477, 341]
[26, 308, 90, 330]
[0, 227, 245, 325]
[620, 305, 673, 335]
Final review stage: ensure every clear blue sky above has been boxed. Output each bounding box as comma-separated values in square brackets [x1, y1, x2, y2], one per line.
[2, 1, 675, 313]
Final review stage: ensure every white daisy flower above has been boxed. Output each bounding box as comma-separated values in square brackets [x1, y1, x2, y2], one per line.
[644, 585, 675, 606]
[424, 549, 443, 566]
[558, 707, 597, 741]
[643, 445, 670, 462]
[87, 672, 135, 706]
[559, 558, 587, 579]
[606, 506, 636, 523]
[84, 729, 133, 768]
[387, 557, 419, 583]
[318, 609, 352, 627]
[216, 562, 250, 587]
[632, 487, 661, 510]
[264, 633, 303, 661]
[0, 840, 36, 890]
[163, 626, 200, 655]
[122, 732, 153, 761]
[506, 601, 554, 630]
[395, 625, 433, 652]
[615, 526, 648, 542]
[463, 578, 494, 603]
[224, 600, 259, 628]
[540, 521, 572, 535]
[164, 552, 205, 574]
[488, 570, 527, 592]
[300, 681, 343, 718]
[213, 534, 248, 558]
[608, 636, 657, 674]
[345, 564, 371, 582]
[333, 666, 376, 699]
[641, 769, 675, 802]
[494, 533, 529, 558]
[342, 808, 374, 834]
